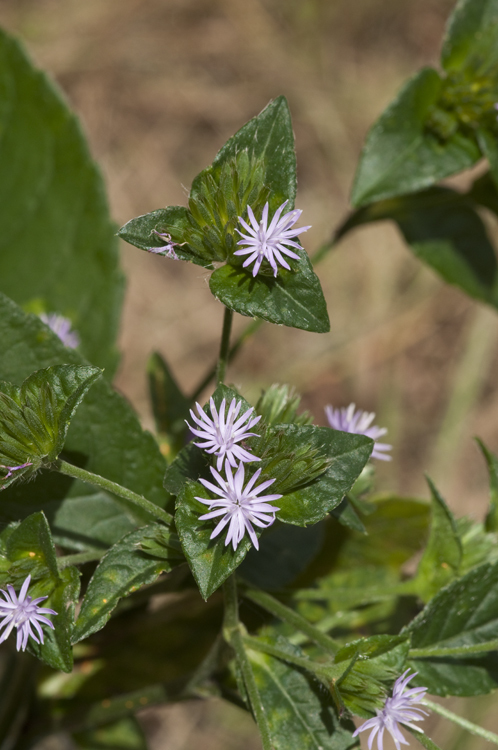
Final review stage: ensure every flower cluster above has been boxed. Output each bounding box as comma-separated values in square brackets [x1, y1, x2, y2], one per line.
[39, 312, 80, 349]
[325, 403, 392, 461]
[0, 575, 57, 652]
[235, 200, 310, 277]
[353, 670, 428, 750]
[187, 397, 281, 550]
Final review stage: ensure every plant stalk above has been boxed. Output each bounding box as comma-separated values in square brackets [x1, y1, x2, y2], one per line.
[56, 460, 173, 526]
[216, 307, 234, 386]
[423, 698, 498, 746]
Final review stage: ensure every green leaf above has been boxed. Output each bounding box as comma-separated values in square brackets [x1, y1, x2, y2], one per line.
[175, 481, 252, 600]
[477, 128, 498, 191]
[351, 68, 480, 207]
[0, 294, 170, 542]
[5, 511, 59, 580]
[209, 251, 330, 333]
[28, 565, 80, 673]
[413, 478, 462, 601]
[74, 525, 176, 643]
[0, 29, 123, 374]
[405, 560, 498, 695]
[338, 187, 498, 307]
[255, 383, 313, 427]
[441, 0, 498, 73]
[477, 439, 498, 532]
[252, 425, 373, 527]
[73, 717, 148, 750]
[246, 636, 359, 750]
[239, 521, 325, 591]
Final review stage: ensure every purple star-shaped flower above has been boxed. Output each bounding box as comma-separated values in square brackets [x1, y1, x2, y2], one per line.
[325, 403, 392, 461]
[235, 200, 311, 277]
[0, 575, 57, 652]
[39, 312, 80, 349]
[353, 670, 428, 750]
[187, 397, 261, 471]
[196, 461, 281, 551]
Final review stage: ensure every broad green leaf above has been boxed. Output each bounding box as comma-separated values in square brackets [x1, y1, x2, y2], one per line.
[0, 365, 101, 488]
[458, 516, 498, 574]
[239, 521, 325, 590]
[147, 352, 190, 454]
[73, 717, 148, 750]
[405, 560, 498, 695]
[330, 497, 366, 533]
[209, 250, 330, 333]
[5, 511, 59, 581]
[252, 425, 373, 527]
[351, 68, 480, 207]
[28, 565, 80, 673]
[0, 293, 169, 544]
[246, 636, 359, 750]
[441, 0, 498, 72]
[0, 29, 123, 373]
[477, 439, 498, 532]
[338, 187, 498, 307]
[477, 129, 498, 190]
[468, 170, 498, 215]
[73, 525, 177, 643]
[175, 481, 253, 600]
[413, 479, 462, 601]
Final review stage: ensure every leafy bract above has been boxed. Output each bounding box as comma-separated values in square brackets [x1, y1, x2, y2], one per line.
[0, 365, 101, 488]
[175, 481, 253, 600]
[0, 512, 79, 672]
[0, 294, 169, 545]
[442, 0, 498, 73]
[246, 636, 359, 750]
[351, 68, 480, 207]
[74, 525, 179, 643]
[0, 29, 123, 373]
[209, 250, 330, 333]
[405, 561, 498, 695]
[338, 187, 498, 308]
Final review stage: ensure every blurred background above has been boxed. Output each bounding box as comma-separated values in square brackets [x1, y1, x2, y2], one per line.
[1, 0, 498, 747]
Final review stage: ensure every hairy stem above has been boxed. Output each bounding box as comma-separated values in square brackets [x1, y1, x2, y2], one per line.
[423, 698, 498, 746]
[409, 640, 498, 658]
[241, 634, 343, 683]
[216, 307, 234, 386]
[244, 588, 340, 653]
[223, 576, 274, 750]
[56, 460, 173, 526]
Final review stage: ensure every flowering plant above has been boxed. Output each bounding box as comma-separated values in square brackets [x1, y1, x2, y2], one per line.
[1, 1, 498, 748]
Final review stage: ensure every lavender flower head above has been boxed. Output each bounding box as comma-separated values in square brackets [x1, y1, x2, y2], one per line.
[353, 670, 428, 750]
[39, 312, 80, 349]
[235, 200, 311, 277]
[148, 230, 179, 260]
[325, 403, 392, 461]
[187, 397, 261, 471]
[0, 575, 57, 652]
[196, 461, 281, 550]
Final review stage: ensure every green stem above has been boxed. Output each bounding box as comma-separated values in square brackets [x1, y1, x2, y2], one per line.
[57, 550, 104, 570]
[223, 576, 274, 750]
[410, 640, 498, 659]
[241, 634, 343, 682]
[244, 588, 340, 653]
[56, 460, 173, 526]
[310, 235, 338, 265]
[216, 307, 234, 385]
[423, 698, 498, 746]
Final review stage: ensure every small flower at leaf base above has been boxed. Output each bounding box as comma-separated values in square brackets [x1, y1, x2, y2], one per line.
[196, 461, 281, 551]
[0, 575, 57, 652]
[235, 200, 311, 277]
[148, 230, 179, 260]
[39, 312, 80, 349]
[353, 670, 428, 750]
[0, 461, 33, 483]
[187, 397, 262, 471]
[325, 403, 392, 461]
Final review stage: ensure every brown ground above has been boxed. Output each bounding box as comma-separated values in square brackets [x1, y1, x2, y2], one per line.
[1, 1, 498, 747]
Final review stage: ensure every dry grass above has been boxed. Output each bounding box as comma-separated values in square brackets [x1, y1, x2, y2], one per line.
[2, 0, 498, 747]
